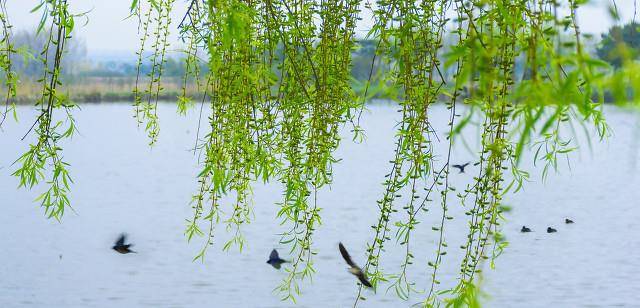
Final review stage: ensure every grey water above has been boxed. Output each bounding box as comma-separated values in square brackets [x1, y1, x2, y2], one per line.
[1, 103, 639, 307]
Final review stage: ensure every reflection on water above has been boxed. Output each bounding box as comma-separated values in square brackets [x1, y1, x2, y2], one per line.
[1, 103, 639, 307]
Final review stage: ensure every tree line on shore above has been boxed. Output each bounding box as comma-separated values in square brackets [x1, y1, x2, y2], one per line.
[4, 23, 639, 102]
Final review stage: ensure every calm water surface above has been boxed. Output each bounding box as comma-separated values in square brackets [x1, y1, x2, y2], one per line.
[1, 103, 639, 307]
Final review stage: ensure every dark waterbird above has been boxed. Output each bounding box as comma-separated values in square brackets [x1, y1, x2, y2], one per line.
[266, 249, 287, 269]
[112, 233, 136, 254]
[565, 218, 574, 224]
[452, 162, 470, 173]
[521, 226, 532, 233]
[547, 227, 557, 233]
[338, 242, 372, 288]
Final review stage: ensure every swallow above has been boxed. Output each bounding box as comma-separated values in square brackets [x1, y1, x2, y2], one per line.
[452, 162, 470, 173]
[565, 218, 574, 224]
[339, 242, 372, 288]
[521, 226, 532, 233]
[266, 249, 287, 269]
[112, 233, 136, 254]
[547, 227, 557, 233]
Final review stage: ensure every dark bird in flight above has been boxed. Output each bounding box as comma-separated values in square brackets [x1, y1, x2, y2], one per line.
[338, 242, 372, 288]
[565, 218, 574, 224]
[266, 249, 287, 269]
[452, 162, 470, 173]
[112, 233, 136, 254]
[521, 226, 532, 233]
[547, 227, 557, 233]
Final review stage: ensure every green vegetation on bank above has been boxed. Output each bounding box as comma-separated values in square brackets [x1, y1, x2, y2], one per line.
[9, 77, 195, 103]
[2, 24, 640, 104]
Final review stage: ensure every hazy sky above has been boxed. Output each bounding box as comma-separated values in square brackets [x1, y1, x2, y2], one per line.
[4, 0, 638, 55]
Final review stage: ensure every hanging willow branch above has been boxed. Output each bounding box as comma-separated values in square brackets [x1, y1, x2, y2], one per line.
[133, 0, 175, 145]
[0, 0, 16, 128]
[12, 0, 78, 220]
[127, 0, 611, 304]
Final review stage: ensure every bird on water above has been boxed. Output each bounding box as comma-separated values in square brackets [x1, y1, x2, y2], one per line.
[266, 249, 288, 269]
[547, 227, 557, 233]
[565, 218, 574, 224]
[452, 162, 470, 173]
[521, 226, 532, 233]
[338, 242, 372, 288]
[112, 233, 136, 254]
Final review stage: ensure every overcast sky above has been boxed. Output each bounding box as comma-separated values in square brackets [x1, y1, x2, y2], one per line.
[4, 0, 638, 55]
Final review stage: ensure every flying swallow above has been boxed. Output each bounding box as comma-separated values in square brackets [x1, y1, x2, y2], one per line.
[266, 249, 287, 269]
[338, 242, 372, 288]
[452, 162, 470, 173]
[112, 233, 136, 254]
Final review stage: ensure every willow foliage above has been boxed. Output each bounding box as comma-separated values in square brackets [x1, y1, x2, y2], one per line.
[9, 0, 78, 220]
[2, 0, 637, 306]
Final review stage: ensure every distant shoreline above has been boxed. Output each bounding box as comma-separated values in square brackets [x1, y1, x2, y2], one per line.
[5, 77, 198, 105]
[5, 76, 625, 105]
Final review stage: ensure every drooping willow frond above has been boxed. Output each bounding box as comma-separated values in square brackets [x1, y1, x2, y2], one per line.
[139, 0, 611, 304]
[133, 0, 176, 145]
[12, 0, 79, 221]
[0, 0, 16, 128]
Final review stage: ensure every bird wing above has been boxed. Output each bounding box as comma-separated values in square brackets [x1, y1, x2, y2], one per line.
[269, 249, 279, 260]
[339, 243, 356, 267]
[115, 234, 126, 246]
[462, 162, 470, 167]
[356, 272, 373, 288]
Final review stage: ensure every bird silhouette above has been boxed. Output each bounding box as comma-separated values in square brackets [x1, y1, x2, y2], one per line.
[112, 233, 136, 254]
[547, 227, 557, 233]
[565, 218, 574, 224]
[452, 162, 470, 173]
[266, 249, 287, 269]
[521, 226, 532, 233]
[338, 242, 372, 288]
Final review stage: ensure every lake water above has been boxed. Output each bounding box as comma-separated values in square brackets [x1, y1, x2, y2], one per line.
[1, 103, 639, 307]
